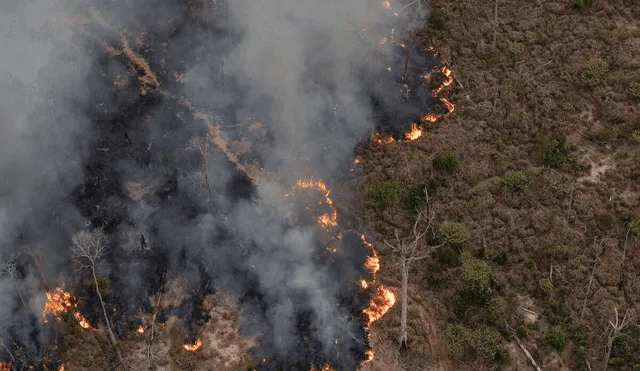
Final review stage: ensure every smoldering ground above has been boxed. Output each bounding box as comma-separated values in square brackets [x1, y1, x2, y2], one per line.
[0, 0, 442, 369]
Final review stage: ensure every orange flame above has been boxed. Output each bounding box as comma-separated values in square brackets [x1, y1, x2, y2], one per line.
[58, 365, 65, 371]
[183, 338, 202, 351]
[372, 53, 455, 145]
[359, 235, 396, 364]
[43, 287, 74, 322]
[137, 325, 145, 333]
[287, 178, 339, 232]
[404, 122, 422, 141]
[1, 362, 11, 371]
[43, 287, 90, 328]
[380, 0, 392, 10]
[363, 285, 396, 323]
[73, 311, 91, 329]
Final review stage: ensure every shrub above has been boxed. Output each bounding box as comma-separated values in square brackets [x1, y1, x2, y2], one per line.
[433, 152, 459, 174]
[500, 171, 532, 193]
[461, 252, 491, 288]
[365, 181, 407, 210]
[547, 330, 567, 351]
[533, 131, 572, 169]
[436, 245, 458, 267]
[444, 324, 504, 362]
[439, 221, 469, 246]
[539, 277, 554, 296]
[429, 7, 447, 30]
[627, 82, 640, 99]
[580, 58, 609, 87]
[404, 184, 428, 213]
[596, 213, 614, 230]
[572, 0, 595, 10]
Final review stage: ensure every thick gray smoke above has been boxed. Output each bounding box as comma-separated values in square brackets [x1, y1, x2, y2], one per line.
[0, 0, 100, 357]
[0, 0, 431, 369]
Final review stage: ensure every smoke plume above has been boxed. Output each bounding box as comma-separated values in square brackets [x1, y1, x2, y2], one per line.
[0, 0, 439, 369]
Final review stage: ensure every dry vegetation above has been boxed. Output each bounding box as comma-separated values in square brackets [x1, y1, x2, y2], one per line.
[59, 284, 256, 370]
[363, 0, 640, 370]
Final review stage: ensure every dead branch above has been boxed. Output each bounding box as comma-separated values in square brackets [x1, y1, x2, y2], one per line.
[581, 237, 603, 321]
[492, 0, 499, 51]
[514, 335, 542, 371]
[603, 307, 633, 371]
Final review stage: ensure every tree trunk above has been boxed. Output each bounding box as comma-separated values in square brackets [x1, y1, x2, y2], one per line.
[603, 333, 614, 371]
[92, 268, 127, 371]
[399, 255, 409, 350]
[202, 159, 214, 210]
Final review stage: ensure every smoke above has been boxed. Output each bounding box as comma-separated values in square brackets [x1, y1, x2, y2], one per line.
[0, 0, 437, 369]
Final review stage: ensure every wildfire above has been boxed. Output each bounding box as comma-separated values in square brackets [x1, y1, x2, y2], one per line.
[287, 178, 339, 232]
[43, 287, 91, 328]
[380, 0, 392, 10]
[404, 122, 422, 141]
[1, 362, 10, 371]
[183, 338, 202, 351]
[137, 325, 145, 333]
[59, 365, 65, 371]
[73, 311, 91, 329]
[43, 287, 74, 322]
[359, 235, 396, 363]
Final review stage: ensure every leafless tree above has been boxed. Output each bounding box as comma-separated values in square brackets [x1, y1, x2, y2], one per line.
[581, 237, 604, 321]
[1, 254, 26, 308]
[602, 307, 634, 371]
[186, 134, 214, 210]
[70, 229, 127, 371]
[618, 220, 639, 287]
[385, 188, 443, 349]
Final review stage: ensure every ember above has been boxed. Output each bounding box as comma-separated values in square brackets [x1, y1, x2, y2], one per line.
[137, 325, 145, 333]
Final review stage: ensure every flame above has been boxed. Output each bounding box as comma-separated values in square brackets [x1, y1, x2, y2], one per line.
[404, 122, 422, 141]
[73, 311, 91, 329]
[364, 285, 396, 323]
[43, 287, 90, 328]
[379, 37, 387, 45]
[58, 365, 65, 371]
[380, 0, 392, 10]
[372, 58, 455, 145]
[287, 178, 338, 232]
[359, 235, 396, 364]
[183, 338, 202, 351]
[364, 349, 374, 362]
[137, 325, 145, 333]
[43, 287, 74, 321]
[1, 362, 10, 371]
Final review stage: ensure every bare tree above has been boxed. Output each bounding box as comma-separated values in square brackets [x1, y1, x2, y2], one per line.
[603, 307, 634, 371]
[618, 220, 639, 288]
[1, 253, 26, 308]
[186, 134, 214, 210]
[385, 188, 443, 349]
[70, 229, 127, 371]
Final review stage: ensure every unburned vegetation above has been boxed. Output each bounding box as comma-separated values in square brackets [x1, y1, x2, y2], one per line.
[359, 0, 640, 370]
